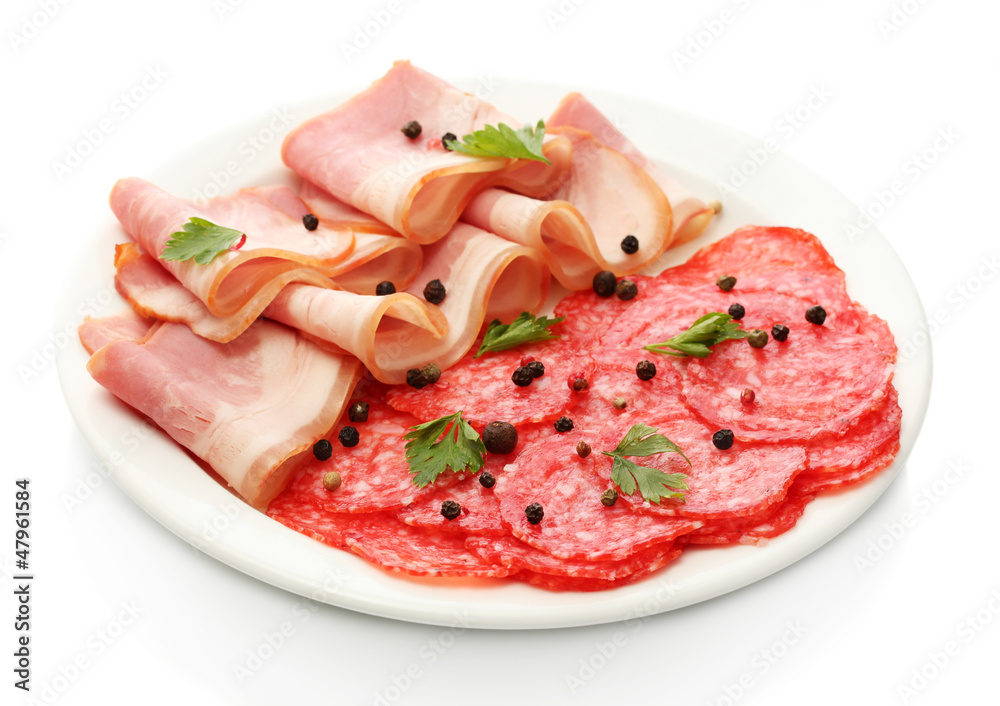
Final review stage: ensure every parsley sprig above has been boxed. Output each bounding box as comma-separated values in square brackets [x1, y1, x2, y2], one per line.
[475, 311, 564, 357]
[404, 411, 486, 487]
[603, 423, 690, 504]
[445, 120, 551, 164]
[643, 312, 748, 358]
[160, 217, 245, 265]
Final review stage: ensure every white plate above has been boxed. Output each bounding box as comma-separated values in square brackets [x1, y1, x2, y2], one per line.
[56, 79, 932, 629]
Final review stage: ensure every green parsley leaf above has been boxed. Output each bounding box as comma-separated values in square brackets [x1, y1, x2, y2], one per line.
[643, 312, 749, 358]
[474, 311, 565, 357]
[159, 217, 245, 265]
[404, 411, 486, 487]
[445, 119, 551, 164]
[602, 423, 690, 504]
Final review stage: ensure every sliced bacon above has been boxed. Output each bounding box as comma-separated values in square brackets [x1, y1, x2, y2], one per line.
[85, 319, 361, 509]
[548, 92, 715, 246]
[109, 177, 354, 317]
[281, 61, 569, 243]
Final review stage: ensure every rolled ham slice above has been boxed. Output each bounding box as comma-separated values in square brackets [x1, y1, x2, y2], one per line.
[84, 318, 361, 509]
[109, 177, 354, 317]
[462, 127, 673, 288]
[548, 92, 715, 247]
[281, 61, 569, 244]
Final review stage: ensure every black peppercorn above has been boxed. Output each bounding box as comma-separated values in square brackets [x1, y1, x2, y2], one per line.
[401, 120, 422, 139]
[554, 416, 574, 433]
[511, 366, 534, 387]
[483, 421, 518, 455]
[747, 329, 768, 349]
[312, 439, 333, 461]
[728, 303, 745, 320]
[302, 213, 319, 231]
[616, 279, 638, 301]
[339, 426, 360, 448]
[525, 502, 544, 525]
[621, 235, 639, 254]
[441, 500, 461, 520]
[592, 270, 617, 297]
[526, 360, 545, 378]
[375, 280, 395, 296]
[716, 275, 737, 292]
[712, 429, 735, 450]
[423, 279, 446, 304]
[348, 401, 370, 423]
[406, 368, 429, 389]
[636, 360, 656, 381]
[479, 471, 496, 489]
[771, 324, 790, 342]
[806, 305, 827, 325]
[441, 132, 457, 148]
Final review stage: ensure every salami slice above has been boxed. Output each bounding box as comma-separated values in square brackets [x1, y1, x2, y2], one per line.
[386, 340, 593, 426]
[550, 275, 657, 350]
[276, 400, 461, 514]
[511, 546, 682, 592]
[466, 534, 681, 580]
[806, 386, 901, 473]
[595, 407, 808, 519]
[494, 431, 702, 561]
[680, 485, 815, 545]
[795, 436, 900, 494]
[678, 325, 892, 443]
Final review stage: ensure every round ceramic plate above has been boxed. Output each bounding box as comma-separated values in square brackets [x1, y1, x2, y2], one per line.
[56, 79, 931, 629]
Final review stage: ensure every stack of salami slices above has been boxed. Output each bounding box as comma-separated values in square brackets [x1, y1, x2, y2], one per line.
[267, 225, 901, 591]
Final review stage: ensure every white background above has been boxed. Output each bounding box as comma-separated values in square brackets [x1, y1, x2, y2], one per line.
[3, 0, 998, 704]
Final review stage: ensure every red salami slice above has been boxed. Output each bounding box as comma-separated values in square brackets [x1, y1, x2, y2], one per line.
[679, 326, 892, 443]
[512, 546, 682, 592]
[385, 340, 593, 426]
[806, 386, 901, 473]
[267, 504, 511, 578]
[595, 407, 808, 519]
[680, 485, 815, 545]
[494, 431, 702, 561]
[856, 306, 898, 362]
[276, 400, 461, 514]
[466, 534, 681, 580]
[550, 275, 657, 350]
[795, 436, 900, 494]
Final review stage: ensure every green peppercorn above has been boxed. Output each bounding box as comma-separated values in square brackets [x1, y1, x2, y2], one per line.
[322, 471, 342, 492]
[712, 429, 734, 450]
[312, 439, 333, 461]
[525, 502, 544, 524]
[592, 270, 617, 297]
[423, 279, 446, 304]
[747, 329, 768, 349]
[554, 416, 574, 433]
[621, 235, 639, 254]
[576, 441, 591, 458]
[600, 489, 618, 507]
[728, 303, 745, 320]
[479, 471, 496, 489]
[636, 360, 656, 381]
[806, 305, 827, 325]
[483, 421, 518, 455]
[421, 363, 441, 385]
[616, 279, 638, 301]
[302, 214, 319, 231]
[612, 397, 627, 410]
[375, 281, 395, 295]
[771, 324, 790, 342]
[348, 401, 370, 423]
[511, 366, 534, 387]
[716, 275, 737, 291]
[401, 120, 422, 139]
[441, 500, 461, 520]
[339, 426, 360, 447]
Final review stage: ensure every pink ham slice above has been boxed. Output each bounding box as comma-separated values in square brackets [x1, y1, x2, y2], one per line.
[84, 318, 361, 509]
[548, 92, 715, 247]
[281, 61, 570, 244]
[109, 177, 354, 318]
[78, 311, 154, 354]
